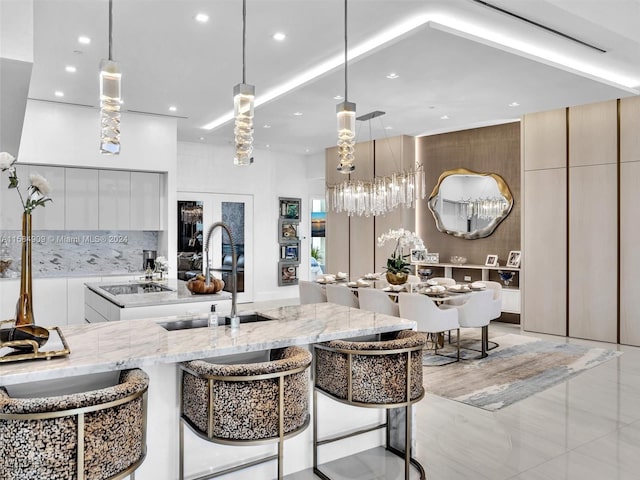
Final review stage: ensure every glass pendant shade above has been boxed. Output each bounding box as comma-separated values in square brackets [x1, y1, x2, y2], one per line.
[336, 101, 356, 173]
[233, 83, 255, 166]
[99, 59, 122, 155]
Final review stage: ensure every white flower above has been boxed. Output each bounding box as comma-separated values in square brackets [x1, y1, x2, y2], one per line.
[29, 173, 52, 195]
[0, 152, 16, 170]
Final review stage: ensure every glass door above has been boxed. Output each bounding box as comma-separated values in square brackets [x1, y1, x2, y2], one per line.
[177, 192, 253, 303]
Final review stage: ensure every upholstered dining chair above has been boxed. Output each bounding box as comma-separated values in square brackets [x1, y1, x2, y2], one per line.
[441, 289, 494, 358]
[398, 292, 460, 363]
[298, 280, 327, 304]
[357, 287, 400, 317]
[483, 281, 503, 321]
[326, 284, 359, 308]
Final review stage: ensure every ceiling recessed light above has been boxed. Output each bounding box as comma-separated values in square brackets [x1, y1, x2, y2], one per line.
[195, 13, 209, 23]
[440, 115, 449, 120]
[263, 124, 271, 129]
[266, 144, 271, 148]
[169, 106, 177, 112]
[384, 126, 393, 130]
[386, 73, 399, 79]
[293, 112, 303, 116]
[77, 36, 91, 45]
[65, 65, 77, 73]
[199, 137, 205, 141]
[333, 95, 344, 100]
[54, 91, 64, 97]
[272, 32, 286, 41]
[305, 149, 310, 153]
[508, 102, 520, 107]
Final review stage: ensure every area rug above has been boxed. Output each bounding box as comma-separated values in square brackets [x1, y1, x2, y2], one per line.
[422, 333, 622, 411]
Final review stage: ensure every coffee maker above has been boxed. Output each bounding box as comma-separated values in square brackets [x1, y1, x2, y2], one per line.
[142, 250, 157, 271]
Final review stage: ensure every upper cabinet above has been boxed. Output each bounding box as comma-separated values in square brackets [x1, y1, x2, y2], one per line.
[99, 170, 131, 230]
[130, 172, 160, 231]
[30, 165, 65, 230]
[65, 167, 99, 230]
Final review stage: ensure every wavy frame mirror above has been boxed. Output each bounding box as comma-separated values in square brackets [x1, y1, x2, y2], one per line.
[428, 168, 513, 239]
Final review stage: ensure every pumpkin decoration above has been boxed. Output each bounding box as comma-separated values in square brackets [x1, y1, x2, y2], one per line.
[186, 274, 224, 294]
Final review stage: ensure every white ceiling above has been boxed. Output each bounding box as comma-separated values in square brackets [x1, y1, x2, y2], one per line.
[24, 0, 640, 156]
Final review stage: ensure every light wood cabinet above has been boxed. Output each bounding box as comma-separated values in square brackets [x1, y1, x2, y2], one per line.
[99, 170, 130, 230]
[130, 172, 160, 230]
[65, 168, 99, 230]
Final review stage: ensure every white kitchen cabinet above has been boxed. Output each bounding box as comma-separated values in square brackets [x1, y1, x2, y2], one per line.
[99, 170, 131, 230]
[65, 168, 99, 230]
[0, 279, 20, 319]
[67, 276, 100, 324]
[32, 277, 67, 327]
[0, 164, 28, 230]
[30, 165, 65, 230]
[130, 172, 160, 230]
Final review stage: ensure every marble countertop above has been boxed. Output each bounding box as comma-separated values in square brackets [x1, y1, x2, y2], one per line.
[0, 303, 416, 386]
[85, 279, 232, 308]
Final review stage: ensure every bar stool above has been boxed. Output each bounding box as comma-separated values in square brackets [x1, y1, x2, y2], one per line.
[313, 330, 428, 480]
[179, 346, 312, 479]
[0, 368, 149, 480]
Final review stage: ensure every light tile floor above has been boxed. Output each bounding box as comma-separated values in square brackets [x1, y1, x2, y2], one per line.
[241, 300, 640, 480]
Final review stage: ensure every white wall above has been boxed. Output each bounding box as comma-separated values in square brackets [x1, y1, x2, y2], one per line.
[0, 0, 33, 62]
[177, 142, 325, 302]
[17, 100, 178, 274]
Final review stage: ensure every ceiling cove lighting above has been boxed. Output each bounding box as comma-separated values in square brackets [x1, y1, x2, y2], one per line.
[99, 0, 121, 155]
[202, 11, 639, 133]
[233, 0, 255, 166]
[336, 0, 356, 174]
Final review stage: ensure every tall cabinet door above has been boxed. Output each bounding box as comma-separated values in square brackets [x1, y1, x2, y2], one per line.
[65, 168, 99, 230]
[568, 101, 617, 343]
[30, 165, 65, 230]
[131, 172, 160, 230]
[99, 170, 130, 230]
[522, 109, 567, 335]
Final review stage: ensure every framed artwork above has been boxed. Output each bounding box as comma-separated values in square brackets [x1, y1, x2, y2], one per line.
[485, 254, 499, 267]
[279, 197, 301, 220]
[311, 211, 326, 237]
[279, 262, 299, 286]
[279, 220, 299, 242]
[424, 252, 440, 264]
[280, 243, 300, 262]
[506, 250, 521, 268]
[410, 249, 427, 264]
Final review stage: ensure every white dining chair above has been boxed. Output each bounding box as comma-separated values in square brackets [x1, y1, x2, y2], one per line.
[441, 289, 494, 358]
[483, 281, 503, 321]
[398, 292, 460, 363]
[298, 280, 327, 305]
[357, 287, 399, 317]
[326, 284, 359, 308]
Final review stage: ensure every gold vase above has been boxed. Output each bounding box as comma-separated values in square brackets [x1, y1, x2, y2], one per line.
[386, 271, 408, 285]
[15, 212, 34, 327]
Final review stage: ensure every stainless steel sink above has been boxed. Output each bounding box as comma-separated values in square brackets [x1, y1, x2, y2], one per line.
[158, 313, 272, 331]
[100, 283, 174, 295]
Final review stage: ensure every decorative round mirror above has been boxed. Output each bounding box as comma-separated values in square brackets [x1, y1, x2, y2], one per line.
[428, 168, 513, 239]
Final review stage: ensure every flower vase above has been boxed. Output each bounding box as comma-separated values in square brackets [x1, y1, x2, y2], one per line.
[386, 271, 408, 285]
[16, 213, 35, 326]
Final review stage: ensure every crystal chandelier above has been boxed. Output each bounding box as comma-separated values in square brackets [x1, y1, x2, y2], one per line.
[99, 0, 121, 155]
[336, 0, 356, 173]
[233, 0, 255, 166]
[327, 165, 426, 217]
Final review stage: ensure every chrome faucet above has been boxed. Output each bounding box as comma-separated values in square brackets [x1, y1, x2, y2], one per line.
[204, 221, 238, 322]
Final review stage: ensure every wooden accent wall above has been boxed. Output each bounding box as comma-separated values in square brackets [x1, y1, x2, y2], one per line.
[416, 123, 521, 266]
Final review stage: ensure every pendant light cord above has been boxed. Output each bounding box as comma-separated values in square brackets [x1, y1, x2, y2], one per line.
[108, 0, 113, 61]
[242, 0, 247, 84]
[344, 0, 348, 101]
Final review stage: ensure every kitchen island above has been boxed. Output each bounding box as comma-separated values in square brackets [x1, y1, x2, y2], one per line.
[0, 303, 417, 479]
[84, 278, 232, 322]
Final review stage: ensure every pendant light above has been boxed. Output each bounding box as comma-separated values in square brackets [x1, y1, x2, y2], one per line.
[336, 0, 355, 173]
[99, 0, 121, 155]
[233, 0, 255, 166]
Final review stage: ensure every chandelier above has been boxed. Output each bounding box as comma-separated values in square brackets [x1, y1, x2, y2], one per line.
[99, 0, 121, 155]
[233, 0, 255, 166]
[336, 0, 356, 173]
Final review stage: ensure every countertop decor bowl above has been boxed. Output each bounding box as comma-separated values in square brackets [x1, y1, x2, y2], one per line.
[186, 276, 224, 294]
[450, 256, 467, 265]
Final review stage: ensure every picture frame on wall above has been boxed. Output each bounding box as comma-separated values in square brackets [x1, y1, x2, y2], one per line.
[506, 250, 521, 268]
[280, 243, 300, 262]
[279, 262, 299, 286]
[485, 254, 499, 267]
[424, 252, 440, 264]
[279, 197, 301, 220]
[410, 249, 427, 264]
[279, 220, 299, 242]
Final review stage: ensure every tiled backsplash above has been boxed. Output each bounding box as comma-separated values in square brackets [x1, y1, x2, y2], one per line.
[0, 230, 159, 278]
